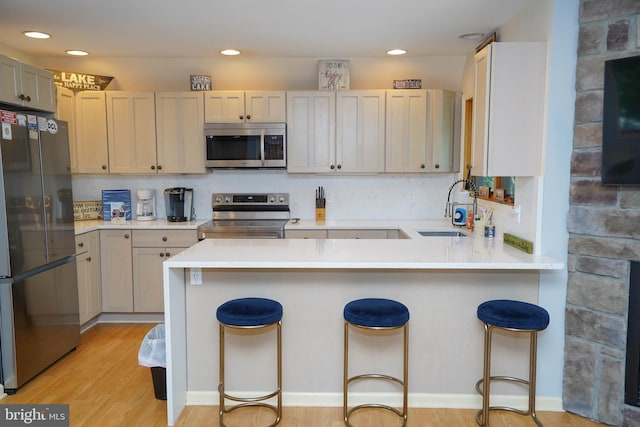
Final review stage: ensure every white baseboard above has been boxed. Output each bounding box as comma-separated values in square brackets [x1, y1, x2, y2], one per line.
[186, 391, 563, 412]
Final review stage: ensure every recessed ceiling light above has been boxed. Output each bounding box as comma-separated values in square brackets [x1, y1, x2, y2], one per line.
[220, 49, 240, 56]
[23, 31, 51, 39]
[459, 33, 484, 40]
[65, 50, 89, 56]
[386, 49, 407, 56]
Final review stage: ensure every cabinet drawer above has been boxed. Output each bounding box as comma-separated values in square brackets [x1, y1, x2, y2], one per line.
[75, 233, 90, 254]
[132, 229, 197, 247]
[285, 230, 328, 239]
[328, 229, 389, 239]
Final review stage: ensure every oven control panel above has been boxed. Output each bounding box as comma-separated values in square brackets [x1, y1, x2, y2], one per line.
[212, 193, 289, 206]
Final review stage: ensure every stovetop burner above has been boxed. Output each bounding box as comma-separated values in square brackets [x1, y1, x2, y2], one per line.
[197, 193, 290, 239]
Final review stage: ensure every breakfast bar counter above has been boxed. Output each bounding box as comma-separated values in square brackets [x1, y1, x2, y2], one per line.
[162, 227, 563, 425]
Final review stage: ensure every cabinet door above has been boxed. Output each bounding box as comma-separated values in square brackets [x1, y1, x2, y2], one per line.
[133, 246, 186, 312]
[155, 92, 205, 174]
[100, 230, 133, 312]
[56, 87, 78, 173]
[385, 90, 428, 172]
[245, 91, 286, 122]
[20, 63, 56, 112]
[471, 42, 546, 177]
[204, 90, 245, 123]
[106, 92, 157, 174]
[76, 231, 101, 324]
[286, 91, 336, 173]
[336, 90, 386, 173]
[427, 89, 461, 173]
[0, 55, 21, 105]
[75, 91, 109, 173]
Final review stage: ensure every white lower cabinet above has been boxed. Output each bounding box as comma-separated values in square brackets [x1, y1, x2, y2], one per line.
[132, 230, 197, 312]
[76, 231, 101, 324]
[100, 229, 133, 312]
[100, 229, 197, 313]
[286, 229, 407, 239]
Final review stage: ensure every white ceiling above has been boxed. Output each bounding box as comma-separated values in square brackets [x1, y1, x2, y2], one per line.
[0, 0, 533, 59]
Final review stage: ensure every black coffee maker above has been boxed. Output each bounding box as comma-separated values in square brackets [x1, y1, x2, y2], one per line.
[164, 188, 193, 222]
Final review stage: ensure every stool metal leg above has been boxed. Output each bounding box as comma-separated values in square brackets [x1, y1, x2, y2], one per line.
[343, 321, 408, 427]
[218, 321, 282, 427]
[475, 324, 544, 427]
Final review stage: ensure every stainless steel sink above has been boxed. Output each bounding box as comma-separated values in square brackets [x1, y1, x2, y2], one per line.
[418, 230, 467, 237]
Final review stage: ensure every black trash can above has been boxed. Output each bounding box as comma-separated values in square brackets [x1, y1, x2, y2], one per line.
[138, 324, 167, 401]
[150, 366, 167, 400]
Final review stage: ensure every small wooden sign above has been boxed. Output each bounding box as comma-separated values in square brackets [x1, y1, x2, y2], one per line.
[504, 233, 534, 254]
[190, 75, 212, 91]
[495, 188, 505, 202]
[393, 79, 422, 89]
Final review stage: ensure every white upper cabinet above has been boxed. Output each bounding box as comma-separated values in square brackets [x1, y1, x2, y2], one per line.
[106, 92, 157, 174]
[385, 90, 428, 172]
[0, 55, 56, 112]
[204, 90, 286, 123]
[56, 87, 78, 172]
[287, 90, 385, 174]
[155, 91, 205, 174]
[427, 89, 461, 173]
[471, 42, 546, 177]
[385, 89, 460, 173]
[74, 91, 109, 174]
[336, 90, 386, 173]
[286, 91, 336, 173]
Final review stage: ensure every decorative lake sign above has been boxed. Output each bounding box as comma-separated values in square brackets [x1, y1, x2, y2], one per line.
[190, 75, 212, 91]
[49, 70, 113, 91]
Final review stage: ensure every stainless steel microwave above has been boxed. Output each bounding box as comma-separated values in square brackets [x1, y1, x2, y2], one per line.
[205, 122, 286, 169]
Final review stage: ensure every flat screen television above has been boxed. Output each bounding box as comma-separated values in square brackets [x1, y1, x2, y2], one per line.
[602, 54, 640, 186]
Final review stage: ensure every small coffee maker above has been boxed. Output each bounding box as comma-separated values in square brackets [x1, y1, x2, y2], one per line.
[136, 189, 156, 221]
[164, 188, 193, 222]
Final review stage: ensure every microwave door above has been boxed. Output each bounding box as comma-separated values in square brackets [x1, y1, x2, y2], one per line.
[206, 134, 261, 167]
[260, 130, 265, 167]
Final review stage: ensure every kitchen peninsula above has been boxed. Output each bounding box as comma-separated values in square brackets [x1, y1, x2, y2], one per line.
[162, 221, 562, 425]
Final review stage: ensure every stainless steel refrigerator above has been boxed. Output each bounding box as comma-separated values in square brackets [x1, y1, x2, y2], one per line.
[0, 111, 79, 393]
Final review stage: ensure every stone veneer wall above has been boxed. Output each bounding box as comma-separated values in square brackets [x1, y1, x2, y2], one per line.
[564, 1, 640, 425]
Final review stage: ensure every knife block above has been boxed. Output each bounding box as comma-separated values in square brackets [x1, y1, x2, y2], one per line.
[315, 208, 326, 224]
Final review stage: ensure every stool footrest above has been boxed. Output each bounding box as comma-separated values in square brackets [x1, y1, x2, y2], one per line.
[345, 404, 407, 427]
[220, 388, 281, 403]
[347, 373, 405, 387]
[475, 407, 543, 427]
[475, 375, 529, 396]
[220, 402, 281, 427]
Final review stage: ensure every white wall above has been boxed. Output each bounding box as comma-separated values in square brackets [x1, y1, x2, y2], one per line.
[33, 51, 470, 222]
[72, 172, 458, 221]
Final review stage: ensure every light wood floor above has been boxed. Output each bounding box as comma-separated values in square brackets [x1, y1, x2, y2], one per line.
[2, 323, 606, 426]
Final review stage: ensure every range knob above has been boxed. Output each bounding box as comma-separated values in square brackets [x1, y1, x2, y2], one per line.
[214, 195, 223, 203]
[269, 196, 275, 203]
[224, 196, 232, 203]
[278, 196, 286, 203]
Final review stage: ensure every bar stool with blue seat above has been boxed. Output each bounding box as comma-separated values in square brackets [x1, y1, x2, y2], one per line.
[475, 299, 550, 427]
[343, 298, 410, 427]
[216, 297, 283, 427]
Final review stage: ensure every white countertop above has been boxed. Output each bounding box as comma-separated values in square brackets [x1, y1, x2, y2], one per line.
[165, 220, 563, 270]
[74, 218, 209, 235]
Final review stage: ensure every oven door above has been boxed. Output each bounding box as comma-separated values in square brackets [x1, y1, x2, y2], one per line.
[197, 220, 286, 240]
[205, 124, 286, 168]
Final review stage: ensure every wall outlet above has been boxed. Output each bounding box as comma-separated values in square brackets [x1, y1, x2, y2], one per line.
[190, 268, 202, 285]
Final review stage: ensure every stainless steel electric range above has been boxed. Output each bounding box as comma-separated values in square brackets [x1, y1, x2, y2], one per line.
[197, 193, 290, 240]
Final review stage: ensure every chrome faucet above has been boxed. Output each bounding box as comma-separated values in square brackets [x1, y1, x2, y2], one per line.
[445, 178, 478, 226]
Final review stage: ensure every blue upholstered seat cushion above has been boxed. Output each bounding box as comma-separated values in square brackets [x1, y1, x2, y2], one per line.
[344, 298, 410, 327]
[477, 299, 549, 330]
[216, 297, 283, 326]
